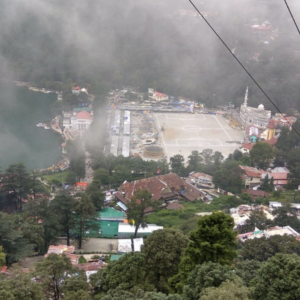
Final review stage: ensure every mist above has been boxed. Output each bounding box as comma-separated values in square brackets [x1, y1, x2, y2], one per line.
[0, 0, 300, 114]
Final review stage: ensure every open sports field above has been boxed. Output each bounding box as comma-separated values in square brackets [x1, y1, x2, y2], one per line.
[154, 113, 244, 160]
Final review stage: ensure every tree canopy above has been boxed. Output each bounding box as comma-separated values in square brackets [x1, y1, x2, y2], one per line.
[251, 253, 300, 300]
[127, 189, 154, 239]
[250, 142, 274, 169]
[239, 235, 300, 262]
[182, 262, 237, 300]
[169, 212, 237, 293]
[142, 229, 189, 293]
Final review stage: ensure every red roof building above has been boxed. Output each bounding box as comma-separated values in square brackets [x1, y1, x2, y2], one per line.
[115, 173, 202, 207]
[44, 245, 78, 265]
[77, 261, 104, 272]
[75, 182, 89, 190]
[76, 111, 92, 120]
[241, 143, 254, 151]
[243, 189, 269, 200]
[239, 166, 263, 189]
[150, 91, 169, 102]
[267, 119, 276, 129]
[189, 172, 213, 187]
[264, 167, 290, 186]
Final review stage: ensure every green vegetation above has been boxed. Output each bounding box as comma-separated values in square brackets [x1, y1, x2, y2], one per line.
[2, 0, 300, 298]
[169, 212, 237, 293]
[42, 171, 69, 184]
[251, 254, 300, 300]
[142, 229, 189, 293]
[127, 189, 155, 238]
[146, 196, 252, 234]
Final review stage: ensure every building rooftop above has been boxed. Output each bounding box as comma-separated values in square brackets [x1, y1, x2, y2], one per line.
[110, 254, 125, 261]
[239, 165, 262, 178]
[118, 172, 201, 203]
[118, 223, 163, 234]
[76, 110, 92, 120]
[99, 208, 125, 220]
[238, 225, 299, 241]
[46, 245, 75, 255]
[166, 203, 184, 210]
[98, 221, 119, 238]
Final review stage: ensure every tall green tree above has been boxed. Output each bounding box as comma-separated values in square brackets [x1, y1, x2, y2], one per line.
[63, 271, 89, 297]
[22, 198, 60, 253]
[200, 278, 250, 300]
[169, 155, 185, 175]
[259, 174, 274, 192]
[182, 262, 237, 300]
[93, 168, 111, 187]
[91, 253, 151, 295]
[250, 142, 274, 169]
[156, 158, 170, 175]
[273, 205, 300, 232]
[0, 246, 6, 268]
[239, 210, 273, 234]
[200, 149, 214, 165]
[286, 148, 300, 186]
[251, 253, 300, 300]
[2, 163, 31, 211]
[239, 235, 300, 262]
[113, 164, 132, 186]
[127, 189, 154, 238]
[169, 212, 236, 293]
[64, 290, 91, 300]
[186, 212, 237, 265]
[142, 229, 189, 293]
[187, 151, 203, 171]
[0, 213, 33, 264]
[35, 254, 75, 300]
[276, 126, 292, 152]
[85, 183, 105, 211]
[235, 260, 262, 287]
[50, 194, 76, 246]
[67, 139, 86, 181]
[73, 193, 99, 249]
[96, 289, 182, 300]
[213, 159, 244, 194]
[0, 268, 44, 300]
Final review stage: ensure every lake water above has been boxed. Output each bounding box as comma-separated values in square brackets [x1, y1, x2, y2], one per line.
[0, 82, 61, 170]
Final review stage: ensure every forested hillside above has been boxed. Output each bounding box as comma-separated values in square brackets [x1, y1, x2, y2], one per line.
[0, 0, 300, 112]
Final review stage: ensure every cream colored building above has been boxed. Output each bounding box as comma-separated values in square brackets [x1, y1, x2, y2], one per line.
[240, 87, 271, 129]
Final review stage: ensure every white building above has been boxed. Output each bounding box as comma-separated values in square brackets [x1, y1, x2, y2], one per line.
[240, 87, 271, 129]
[150, 90, 169, 102]
[63, 110, 93, 131]
[238, 226, 299, 241]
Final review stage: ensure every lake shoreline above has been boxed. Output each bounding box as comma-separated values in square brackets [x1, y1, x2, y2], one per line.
[0, 82, 62, 170]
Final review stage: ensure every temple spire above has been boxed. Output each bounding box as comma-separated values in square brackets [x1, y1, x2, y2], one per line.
[244, 86, 248, 106]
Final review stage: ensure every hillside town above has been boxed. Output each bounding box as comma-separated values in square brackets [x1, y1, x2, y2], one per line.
[2, 82, 299, 273]
[2, 0, 300, 298]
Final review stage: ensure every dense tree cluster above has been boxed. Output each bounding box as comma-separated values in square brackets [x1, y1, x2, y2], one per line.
[1, 208, 300, 299]
[0, 163, 101, 265]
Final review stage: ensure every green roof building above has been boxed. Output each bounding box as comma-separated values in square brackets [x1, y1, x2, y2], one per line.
[99, 208, 125, 222]
[110, 254, 125, 261]
[98, 221, 119, 238]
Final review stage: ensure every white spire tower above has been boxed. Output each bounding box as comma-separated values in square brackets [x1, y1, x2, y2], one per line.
[244, 86, 248, 106]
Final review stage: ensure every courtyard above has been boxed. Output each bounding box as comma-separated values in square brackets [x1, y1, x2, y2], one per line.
[154, 113, 245, 160]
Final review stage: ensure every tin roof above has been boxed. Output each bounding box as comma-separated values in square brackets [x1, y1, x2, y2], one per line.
[118, 172, 201, 202]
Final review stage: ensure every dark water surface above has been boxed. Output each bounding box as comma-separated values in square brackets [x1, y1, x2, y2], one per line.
[0, 82, 61, 170]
